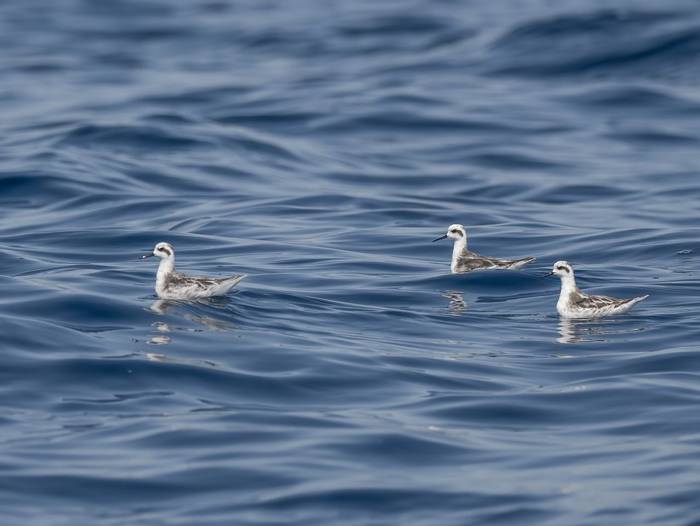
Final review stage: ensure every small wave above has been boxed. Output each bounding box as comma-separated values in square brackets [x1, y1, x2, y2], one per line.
[489, 10, 700, 81]
[56, 123, 212, 151]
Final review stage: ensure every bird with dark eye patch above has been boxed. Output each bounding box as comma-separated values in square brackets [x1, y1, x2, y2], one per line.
[142, 242, 246, 300]
[432, 223, 536, 273]
[547, 260, 648, 318]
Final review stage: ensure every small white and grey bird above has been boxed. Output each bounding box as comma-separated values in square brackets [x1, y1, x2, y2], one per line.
[432, 224, 536, 273]
[142, 242, 246, 300]
[547, 260, 648, 319]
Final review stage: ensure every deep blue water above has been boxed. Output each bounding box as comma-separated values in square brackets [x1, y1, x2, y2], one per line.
[2, 0, 700, 524]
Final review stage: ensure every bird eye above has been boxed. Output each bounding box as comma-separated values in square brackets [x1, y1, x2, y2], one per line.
[556, 265, 569, 272]
[450, 229, 459, 234]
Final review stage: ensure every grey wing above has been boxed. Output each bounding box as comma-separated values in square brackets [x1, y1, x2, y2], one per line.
[456, 251, 528, 271]
[573, 292, 627, 309]
[455, 251, 504, 271]
[170, 273, 219, 291]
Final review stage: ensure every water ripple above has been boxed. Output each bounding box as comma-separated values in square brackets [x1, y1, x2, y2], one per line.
[1, 0, 700, 524]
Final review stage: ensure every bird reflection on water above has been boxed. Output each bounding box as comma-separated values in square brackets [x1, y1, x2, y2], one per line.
[557, 317, 646, 344]
[146, 299, 236, 346]
[443, 291, 467, 316]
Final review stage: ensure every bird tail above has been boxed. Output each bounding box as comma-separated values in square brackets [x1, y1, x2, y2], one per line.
[509, 256, 536, 269]
[219, 274, 246, 293]
[629, 294, 649, 306]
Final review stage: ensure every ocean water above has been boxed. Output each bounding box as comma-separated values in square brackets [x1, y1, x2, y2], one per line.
[1, 0, 700, 524]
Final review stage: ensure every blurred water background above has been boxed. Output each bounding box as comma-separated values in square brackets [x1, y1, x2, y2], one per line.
[1, 0, 700, 524]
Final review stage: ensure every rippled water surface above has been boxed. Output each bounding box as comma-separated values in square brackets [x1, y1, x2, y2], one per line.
[2, 1, 700, 524]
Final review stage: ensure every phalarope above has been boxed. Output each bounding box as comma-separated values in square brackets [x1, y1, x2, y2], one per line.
[547, 260, 648, 319]
[142, 242, 246, 300]
[432, 224, 536, 273]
